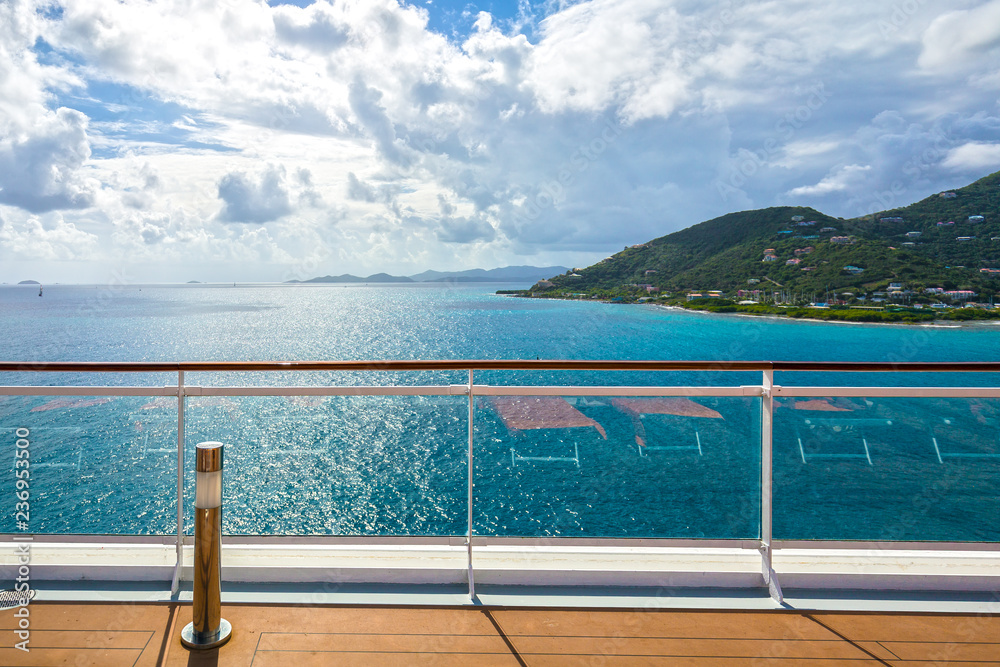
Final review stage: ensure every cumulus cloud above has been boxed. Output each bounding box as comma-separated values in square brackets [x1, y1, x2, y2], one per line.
[919, 1, 1000, 70]
[0, 108, 96, 213]
[348, 79, 413, 167]
[0, 214, 100, 260]
[273, 4, 350, 52]
[217, 163, 292, 223]
[942, 142, 1000, 172]
[436, 214, 496, 244]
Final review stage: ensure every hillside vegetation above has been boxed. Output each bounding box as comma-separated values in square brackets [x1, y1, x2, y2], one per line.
[531, 171, 1000, 301]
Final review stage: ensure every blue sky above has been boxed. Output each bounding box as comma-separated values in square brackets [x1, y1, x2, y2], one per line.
[2, 0, 1000, 283]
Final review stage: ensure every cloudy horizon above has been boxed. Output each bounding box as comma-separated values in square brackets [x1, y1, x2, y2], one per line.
[2, 0, 999, 284]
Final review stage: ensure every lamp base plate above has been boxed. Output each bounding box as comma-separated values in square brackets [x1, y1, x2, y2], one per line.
[181, 619, 232, 650]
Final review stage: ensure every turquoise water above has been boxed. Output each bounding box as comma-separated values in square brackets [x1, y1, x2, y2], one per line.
[1, 283, 999, 541]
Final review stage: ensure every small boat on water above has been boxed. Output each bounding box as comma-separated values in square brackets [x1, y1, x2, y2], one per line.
[38, 285, 42, 297]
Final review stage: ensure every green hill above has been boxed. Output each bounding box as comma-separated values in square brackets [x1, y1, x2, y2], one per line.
[534, 170, 1000, 300]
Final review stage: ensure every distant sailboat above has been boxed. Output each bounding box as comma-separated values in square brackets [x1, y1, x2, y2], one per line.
[38, 285, 42, 297]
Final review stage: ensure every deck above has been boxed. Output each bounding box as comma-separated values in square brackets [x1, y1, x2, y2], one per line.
[4, 602, 999, 665]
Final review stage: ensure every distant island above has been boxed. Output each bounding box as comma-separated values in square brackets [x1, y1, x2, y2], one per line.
[187, 280, 202, 284]
[18, 280, 40, 285]
[502, 170, 1000, 324]
[289, 265, 569, 285]
[289, 272, 414, 284]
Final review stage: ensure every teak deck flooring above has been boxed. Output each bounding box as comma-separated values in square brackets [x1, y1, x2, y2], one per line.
[3, 603, 1000, 665]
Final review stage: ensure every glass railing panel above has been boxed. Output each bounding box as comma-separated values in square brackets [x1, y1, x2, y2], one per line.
[773, 396, 1000, 541]
[474, 395, 761, 539]
[183, 395, 467, 536]
[2, 394, 177, 534]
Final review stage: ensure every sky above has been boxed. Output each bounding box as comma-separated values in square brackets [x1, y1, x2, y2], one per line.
[1, 0, 1000, 284]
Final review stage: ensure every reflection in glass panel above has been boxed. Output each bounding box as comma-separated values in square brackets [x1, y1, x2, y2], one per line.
[773, 397, 1000, 541]
[474, 395, 760, 539]
[1, 395, 177, 534]
[183, 395, 466, 536]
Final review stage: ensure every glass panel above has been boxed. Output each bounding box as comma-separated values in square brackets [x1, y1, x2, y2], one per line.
[1, 395, 177, 534]
[773, 396, 1000, 541]
[183, 395, 466, 536]
[474, 395, 760, 539]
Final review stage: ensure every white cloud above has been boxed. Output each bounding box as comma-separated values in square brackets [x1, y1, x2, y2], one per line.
[217, 163, 293, 224]
[0, 1, 95, 214]
[0, 108, 97, 212]
[942, 142, 1000, 171]
[786, 165, 871, 197]
[919, 1, 1000, 70]
[0, 213, 100, 261]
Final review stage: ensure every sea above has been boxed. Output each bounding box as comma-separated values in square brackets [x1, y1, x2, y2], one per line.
[2, 282, 999, 542]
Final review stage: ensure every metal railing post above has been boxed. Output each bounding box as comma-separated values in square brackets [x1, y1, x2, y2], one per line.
[181, 441, 232, 650]
[760, 368, 783, 603]
[170, 370, 184, 596]
[467, 369, 476, 600]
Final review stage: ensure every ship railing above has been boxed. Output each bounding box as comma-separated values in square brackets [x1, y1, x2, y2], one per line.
[2, 360, 1000, 604]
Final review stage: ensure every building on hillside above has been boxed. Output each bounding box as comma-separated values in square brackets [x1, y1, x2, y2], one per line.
[843, 265, 864, 275]
[794, 247, 814, 256]
[945, 290, 976, 300]
[937, 221, 954, 226]
[905, 231, 922, 238]
[968, 215, 985, 223]
[644, 270, 657, 275]
[830, 236, 854, 244]
[786, 258, 801, 265]
[819, 227, 837, 232]
[879, 216, 904, 223]
[939, 191, 957, 199]
[957, 236, 976, 241]
[791, 215, 804, 222]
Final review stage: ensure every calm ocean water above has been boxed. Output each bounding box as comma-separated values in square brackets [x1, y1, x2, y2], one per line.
[2, 283, 999, 541]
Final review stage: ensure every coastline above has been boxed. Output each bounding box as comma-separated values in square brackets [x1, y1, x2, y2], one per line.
[652, 304, 992, 328]
[498, 292, 1000, 328]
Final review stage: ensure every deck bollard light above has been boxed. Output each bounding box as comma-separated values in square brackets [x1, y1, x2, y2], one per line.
[181, 441, 232, 650]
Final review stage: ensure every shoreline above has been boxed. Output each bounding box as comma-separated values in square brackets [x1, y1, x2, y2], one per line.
[652, 304, 991, 328]
[498, 293, 1000, 328]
